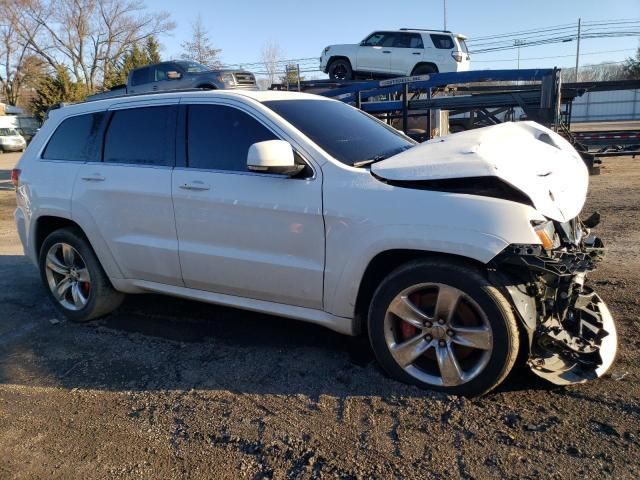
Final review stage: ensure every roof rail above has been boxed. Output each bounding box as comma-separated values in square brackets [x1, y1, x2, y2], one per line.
[399, 28, 452, 33]
[84, 87, 217, 103]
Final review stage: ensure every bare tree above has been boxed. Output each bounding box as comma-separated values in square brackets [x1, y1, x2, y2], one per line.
[180, 15, 221, 68]
[5, 0, 174, 91]
[0, 14, 46, 106]
[561, 62, 627, 83]
[261, 40, 283, 89]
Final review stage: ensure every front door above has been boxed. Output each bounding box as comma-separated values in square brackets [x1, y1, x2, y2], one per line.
[172, 103, 325, 309]
[356, 32, 394, 74]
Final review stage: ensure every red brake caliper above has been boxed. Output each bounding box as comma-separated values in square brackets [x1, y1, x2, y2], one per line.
[399, 293, 420, 339]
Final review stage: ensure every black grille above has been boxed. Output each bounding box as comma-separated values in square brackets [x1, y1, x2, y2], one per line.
[234, 72, 256, 86]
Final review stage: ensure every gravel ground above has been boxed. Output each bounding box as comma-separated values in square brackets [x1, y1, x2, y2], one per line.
[0, 152, 638, 479]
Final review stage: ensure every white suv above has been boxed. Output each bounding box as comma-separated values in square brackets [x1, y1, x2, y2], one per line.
[13, 90, 616, 396]
[320, 29, 471, 80]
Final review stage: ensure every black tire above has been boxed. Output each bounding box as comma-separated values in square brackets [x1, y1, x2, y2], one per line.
[411, 64, 437, 75]
[368, 259, 520, 396]
[39, 227, 124, 322]
[328, 58, 353, 81]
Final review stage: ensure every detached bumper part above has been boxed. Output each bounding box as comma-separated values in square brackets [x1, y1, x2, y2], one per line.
[529, 289, 617, 385]
[493, 238, 617, 385]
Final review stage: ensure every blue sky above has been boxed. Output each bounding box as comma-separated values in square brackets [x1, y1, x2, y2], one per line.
[153, 0, 640, 76]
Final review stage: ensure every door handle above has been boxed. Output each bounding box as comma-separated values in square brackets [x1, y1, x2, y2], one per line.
[179, 181, 210, 191]
[412, 52, 422, 55]
[80, 173, 105, 182]
[382, 50, 391, 54]
[152, 85, 158, 90]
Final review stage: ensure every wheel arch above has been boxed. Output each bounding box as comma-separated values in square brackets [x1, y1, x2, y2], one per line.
[353, 249, 486, 335]
[326, 56, 352, 72]
[34, 215, 83, 259]
[33, 214, 123, 280]
[411, 62, 439, 75]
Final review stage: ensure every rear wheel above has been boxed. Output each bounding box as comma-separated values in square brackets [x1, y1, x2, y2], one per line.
[411, 64, 437, 76]
[368, 259, 520, 396]
[39, 227, 124, 322]
[328, 59, 353, 81]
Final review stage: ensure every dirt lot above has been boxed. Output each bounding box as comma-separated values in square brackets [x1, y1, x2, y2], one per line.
[0, 152, 638, 479]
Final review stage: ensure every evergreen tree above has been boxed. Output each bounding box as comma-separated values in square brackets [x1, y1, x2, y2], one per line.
[103, 36, 163, 89]
[31, 67, 87, 121]
[145, 36, 162, 64]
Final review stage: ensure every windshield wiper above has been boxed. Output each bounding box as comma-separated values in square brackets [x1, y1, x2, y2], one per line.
[352, 145, 413, 168]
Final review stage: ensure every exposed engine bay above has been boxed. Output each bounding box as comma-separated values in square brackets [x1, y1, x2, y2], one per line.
[491, 212, 617, 385]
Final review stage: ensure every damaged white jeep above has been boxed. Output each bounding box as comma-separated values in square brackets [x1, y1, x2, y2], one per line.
[14, 91, 616, 396]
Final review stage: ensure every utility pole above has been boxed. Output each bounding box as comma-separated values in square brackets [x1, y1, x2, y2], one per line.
[514, 39, 524, 69]
[443, 0, 447, 30]
[574, 18, 581, 82]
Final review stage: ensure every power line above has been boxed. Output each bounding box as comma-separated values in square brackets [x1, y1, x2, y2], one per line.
[468, 18, 640, 43]
[470, 29, 640, 54]
[471, 48, 636, 63]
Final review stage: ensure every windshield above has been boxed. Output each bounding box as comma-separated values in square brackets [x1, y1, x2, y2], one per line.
[175, 60, 210, 73]
[263, 99, 415, 166]
[0, 128, 19, 136]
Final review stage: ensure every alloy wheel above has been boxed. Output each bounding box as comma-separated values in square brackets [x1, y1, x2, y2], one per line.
[44, 243, 92, 311]
[383, 283, 493, 387]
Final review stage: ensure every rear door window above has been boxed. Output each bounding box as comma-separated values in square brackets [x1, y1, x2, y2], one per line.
[430, 34, 455, 49]
[42, 112, 105, 161]
[104, 106, 176, 166]
[394, 33, 424, 49]
[187, 104, 278, 172]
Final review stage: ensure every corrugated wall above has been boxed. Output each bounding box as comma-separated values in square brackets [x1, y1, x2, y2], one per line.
[571, 89, 640, 122]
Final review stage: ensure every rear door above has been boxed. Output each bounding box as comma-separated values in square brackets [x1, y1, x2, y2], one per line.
[356, 32, 394, 74]
[389, 32, 425, 75]
[172, 101, 325, 309]
[72, 101, 183, 286]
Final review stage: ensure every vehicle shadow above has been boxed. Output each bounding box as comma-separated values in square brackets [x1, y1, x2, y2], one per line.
[0, 253, 557, 398]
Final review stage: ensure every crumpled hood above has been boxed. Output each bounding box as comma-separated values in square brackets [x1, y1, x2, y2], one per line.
[371, 121, 589, 222]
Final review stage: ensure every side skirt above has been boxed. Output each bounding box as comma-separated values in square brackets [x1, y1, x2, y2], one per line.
[110, 278, 356, 336]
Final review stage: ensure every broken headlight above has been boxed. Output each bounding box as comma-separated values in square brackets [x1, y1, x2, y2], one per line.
[531, 220, 560, 250]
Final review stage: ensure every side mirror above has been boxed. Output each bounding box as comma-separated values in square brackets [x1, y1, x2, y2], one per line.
[247, 140, 304, 176]
[167, 71, 182, 80]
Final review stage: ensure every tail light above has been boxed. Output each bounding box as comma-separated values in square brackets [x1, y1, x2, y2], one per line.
[451, 51, 464, 62]
[10, 168, 21, 188]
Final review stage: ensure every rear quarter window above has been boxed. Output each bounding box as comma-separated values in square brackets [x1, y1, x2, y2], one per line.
[42, 112, 105, 161]
[430, 34, 455, 49]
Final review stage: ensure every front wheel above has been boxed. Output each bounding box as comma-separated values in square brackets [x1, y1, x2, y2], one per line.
[328, 59, 353, 81]
[39, 227, 124, 322]
[368, 259, 520, 396]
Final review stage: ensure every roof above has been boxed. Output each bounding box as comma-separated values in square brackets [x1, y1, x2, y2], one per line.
[398, 28, 466, 37]
[48, 89, 331, 118]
